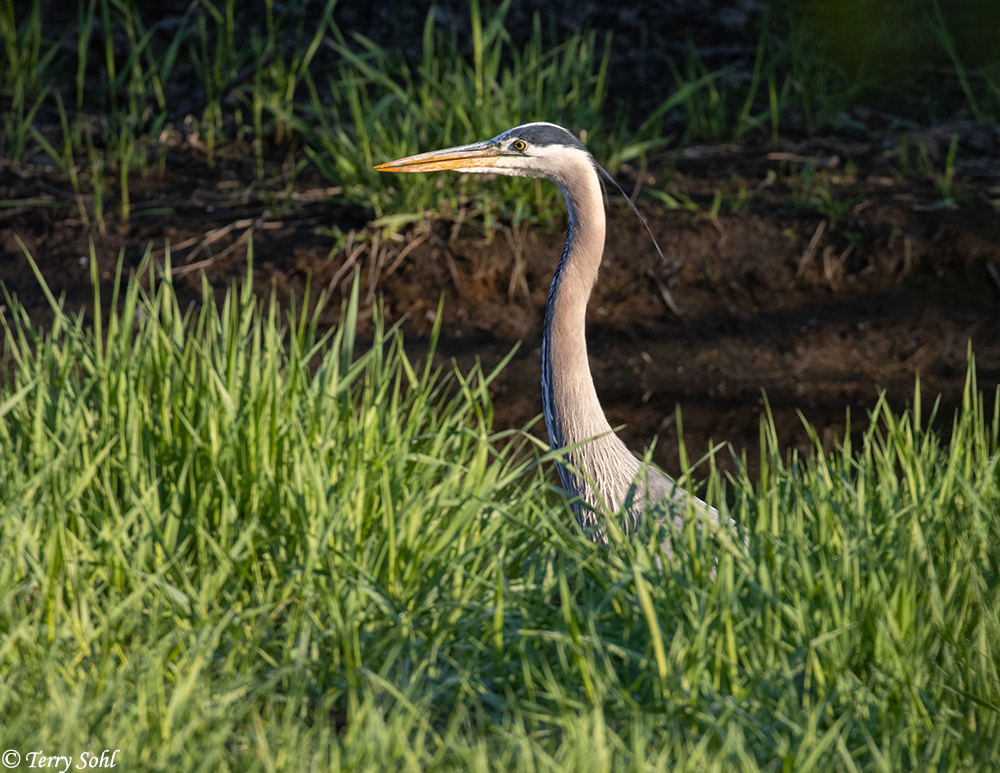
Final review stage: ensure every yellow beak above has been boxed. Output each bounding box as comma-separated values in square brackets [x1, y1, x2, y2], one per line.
[374, 142, 501, 173]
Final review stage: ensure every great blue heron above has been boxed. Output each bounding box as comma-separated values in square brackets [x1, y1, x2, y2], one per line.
[376, 122, 718, 539]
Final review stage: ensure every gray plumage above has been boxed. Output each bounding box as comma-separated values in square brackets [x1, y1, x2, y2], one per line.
[376, 122, 720, 542]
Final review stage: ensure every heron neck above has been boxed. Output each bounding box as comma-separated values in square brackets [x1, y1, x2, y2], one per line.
[541, 166, 610, 449]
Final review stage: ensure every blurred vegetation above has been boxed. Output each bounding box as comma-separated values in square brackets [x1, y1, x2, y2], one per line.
[0, 0, 996, 231]
[780, 0, 1000, 123]
[793, 0, 999, 76]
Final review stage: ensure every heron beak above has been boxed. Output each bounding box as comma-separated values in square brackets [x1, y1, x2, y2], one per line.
[374, 142, 501, 173]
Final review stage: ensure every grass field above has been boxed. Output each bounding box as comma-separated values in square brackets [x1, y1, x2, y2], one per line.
[3, 1, 1000, 770]
[0, 248, 998, 770]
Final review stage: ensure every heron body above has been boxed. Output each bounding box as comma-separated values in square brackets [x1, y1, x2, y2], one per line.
[376, 122, 717, 537]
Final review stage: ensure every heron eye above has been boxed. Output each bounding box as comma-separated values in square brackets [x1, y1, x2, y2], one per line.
[513, 140, 527, 151]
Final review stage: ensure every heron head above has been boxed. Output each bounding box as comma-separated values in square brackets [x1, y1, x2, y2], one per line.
[374, 122, 592, 182]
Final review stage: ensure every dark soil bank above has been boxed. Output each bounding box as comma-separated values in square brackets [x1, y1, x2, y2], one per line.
[4, 130, 1000, 481]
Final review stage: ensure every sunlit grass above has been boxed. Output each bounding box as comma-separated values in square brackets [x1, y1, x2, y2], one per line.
[1, 245, 998, 770]
[298, 0, 623, 223]
[3, 3, 999, 769]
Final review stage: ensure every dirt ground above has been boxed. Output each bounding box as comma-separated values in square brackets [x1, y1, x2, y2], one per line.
[4, 121, 1000, 482]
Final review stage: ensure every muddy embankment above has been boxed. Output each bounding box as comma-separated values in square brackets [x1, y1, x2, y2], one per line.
[3, 130, 1000, 481]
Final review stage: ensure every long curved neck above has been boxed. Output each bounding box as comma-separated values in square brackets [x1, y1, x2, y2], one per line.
[541, 159, 611, 452]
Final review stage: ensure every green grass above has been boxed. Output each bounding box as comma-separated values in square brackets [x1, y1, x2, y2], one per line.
[784, 164, 864, 225]
[298, 0, 627, 224]
[3, 0, 997, 235]
[1, 246, 999, 770]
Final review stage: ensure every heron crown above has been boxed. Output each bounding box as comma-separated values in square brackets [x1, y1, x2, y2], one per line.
[494, 122, 587, 152]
